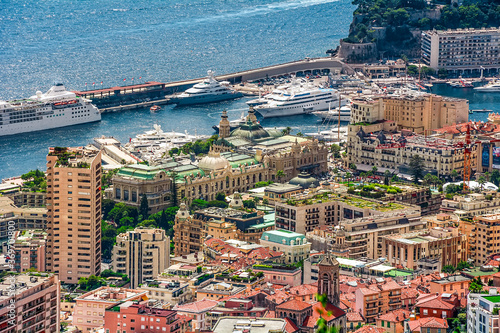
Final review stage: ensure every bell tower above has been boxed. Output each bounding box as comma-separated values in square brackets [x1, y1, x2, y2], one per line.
[219, 110, 231, 139]
[317, 253, 340, 306]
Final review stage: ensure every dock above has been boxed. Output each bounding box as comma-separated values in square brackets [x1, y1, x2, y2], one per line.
[99, 98, 171, 113]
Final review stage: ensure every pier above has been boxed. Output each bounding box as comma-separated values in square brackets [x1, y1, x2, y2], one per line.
[74, 57, 347, 111]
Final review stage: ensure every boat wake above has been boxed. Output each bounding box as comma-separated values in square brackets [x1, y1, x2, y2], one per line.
[182, 0, 340, 25]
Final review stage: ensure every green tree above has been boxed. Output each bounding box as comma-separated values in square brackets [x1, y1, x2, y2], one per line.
[282, 127, 292, 135]
[450, 169, 459, 182]
[276, 170, 285, 183]
[478, 175, 486, 191]
[140, 194, 149, 219]
[243, 200, 256, 209]
[442, 265, 456, 274]
[469, 277, 484, 293]
[349, 163, 357, 172]
[101, 221, 117, 259]
[330, 144, 341, 159]
[216, 192, 226, 201]
[384, 170, 392, 186]
[438, 68, 448, 79]
[491, 169, 500, 186]
[315, 294, 340, 333]
[409, 155, 424, 183]
[372, 166, 378, 174]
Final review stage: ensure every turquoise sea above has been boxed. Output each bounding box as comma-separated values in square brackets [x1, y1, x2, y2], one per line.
[0, 0, 355, 179]
[1, 0, 499, 179]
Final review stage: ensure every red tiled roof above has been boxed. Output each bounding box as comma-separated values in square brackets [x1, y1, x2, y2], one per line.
[276, 299, 312, 311]
[407, 317, 449, 332]
[289, 284, 317, 296]
[401, 286, 419, 299]
[353, 326, 386, 333]
[302, 302, 346, 328]
[284, 317, 300, 333]
[264, 311, 276, 318]
[173, 299, 218, 313]
[415, 296, 455, 310]
[346, 311, 364, 322]
[377, 309, 411, 322]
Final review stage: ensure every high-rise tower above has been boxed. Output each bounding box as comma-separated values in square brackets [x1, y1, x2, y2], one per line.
[45, 146, 102, 283]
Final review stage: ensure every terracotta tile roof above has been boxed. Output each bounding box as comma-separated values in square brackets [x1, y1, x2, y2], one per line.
[284, 317, 300, 333]
[346, 311, 364, 322]
[266, 289, 291, 305]
[407, 317, 449, 332]
[401, 286, 419, 299]
[377, 309, 411, 322]
[302, 302, 346, 328]
[380, 280, 402, 291]
[289, 284, 317, 296]
[415, 296, 455, 310]
[357, 287, 378, 296]
[264, 310, 276, 318]
[353, 326, 386, 333]
[173, 299, 218, 313]
[276, 298, 312, 311]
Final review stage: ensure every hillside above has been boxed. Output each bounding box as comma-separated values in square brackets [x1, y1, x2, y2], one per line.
[342, 0, 500, 60]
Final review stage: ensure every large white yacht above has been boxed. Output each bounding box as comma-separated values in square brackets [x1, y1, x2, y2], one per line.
[312, 104, 351, 122]
[253, 81, 339, 118]
[0, 83, 100, 137]
[474, 79, 500, 93]
[170, 70, 243, 105]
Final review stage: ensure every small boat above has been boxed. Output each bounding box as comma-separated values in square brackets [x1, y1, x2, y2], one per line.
[150, 105, 161, 112]
[470, 108, 493, 113]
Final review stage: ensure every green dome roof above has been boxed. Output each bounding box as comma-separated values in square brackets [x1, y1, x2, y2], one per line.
[289, 172, 319, 189]
[230, 120, 271, 141]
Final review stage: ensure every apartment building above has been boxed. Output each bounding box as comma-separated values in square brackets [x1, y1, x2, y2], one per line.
[0, 273, 60, 333]
[381, 227, 467, 270]
[383, 94, 469, 133]
[467, 289, 500, 333]
[112, 227, 171, 288]
[351, 96, 386, 124]
[252, 263, 302, 286]
[110, 163, 173, 214]
[346, 124, 477, 177]
[471, 214, 500, 265]
[383, 184, 442, 216]
[9, 230, 47, 273]
[139, 280, 191, 306]
[0, 196, 47, 240]
[307, 209, 425, 259]
[440, 192, 500, 219]
[174, 204, 273, 257]
[104, 301, 190, 333]
[355, 280, 403, 323]
[260, 229, 310, 264]
[422, 27, 500, 71]
[73, 286, 148, 332]
[45, 146, 102, 283]
[173, 299, 218, 331]
[5, 191, 46, 208]
[275, 191, 414, 234]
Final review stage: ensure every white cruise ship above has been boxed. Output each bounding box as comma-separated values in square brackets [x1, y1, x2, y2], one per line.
[170, 70, 243, 105]
[474, 80, 500, 93]
[253, 83, 339, 118]
[0, 83, 100, 137]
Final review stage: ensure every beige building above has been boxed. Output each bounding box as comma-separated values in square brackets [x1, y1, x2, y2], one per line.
[139, 279, 191, 306]
[422, 27, 500, 71]
[355, 280, 403, 323]
[73, 286, 147, 332]
[5, 190, 46, 208]
[0, 196, 47, 240]
[110, 163, 173, 214]
[470, 214, 500, 265]
[307, 209, 425, 259]
[441, 192, 500, 219]
[381, 227, 467, 270]
[346, 124, 477, 177]
[0, 273, 60, 333]
[275, 192, 414, 234]
[173, 203, 203, 256]
[9, 230, 47, 273]
[351, 96, 386, 124]
[113, 227, 170, 288]
[45, 146, 102, 284]
[260, 229, 311, 264]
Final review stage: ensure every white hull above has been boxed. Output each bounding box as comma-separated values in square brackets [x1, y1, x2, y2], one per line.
[474, 88, 500, 93]
[0, 106, 100, 137]
[255, 98, 336, 118]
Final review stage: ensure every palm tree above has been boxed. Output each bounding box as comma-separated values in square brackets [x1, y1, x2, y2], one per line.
[478, 175, 486, 191]
[345, 172, 352, 187]
[372, 166, 378, 175]
[276, 170, 285, 183]
[282, 127, 292, 135]
[450, 169, 458, 182]
[423, 173, 433, 187]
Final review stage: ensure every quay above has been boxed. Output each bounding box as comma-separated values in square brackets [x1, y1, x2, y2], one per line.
[74, 57, 346, 110]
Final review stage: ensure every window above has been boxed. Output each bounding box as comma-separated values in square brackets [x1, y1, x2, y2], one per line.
[423, 309, 428, 315]
[387, 322, 391, 328]
[381, 321, 384, 327]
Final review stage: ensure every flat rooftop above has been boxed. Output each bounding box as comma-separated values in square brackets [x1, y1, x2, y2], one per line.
[76, 287, 147, 302]
[0, 273, 56, 301]
[213, 317, 286, 333]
